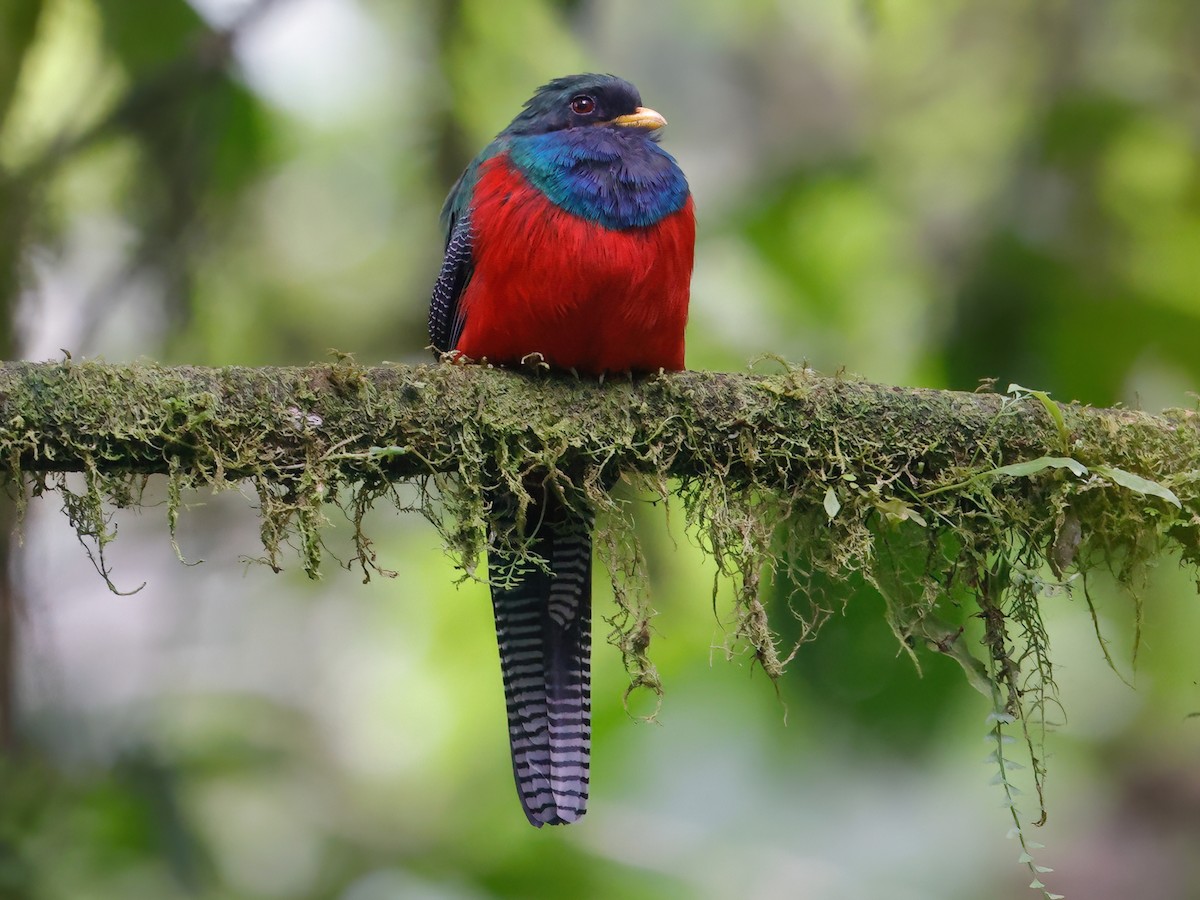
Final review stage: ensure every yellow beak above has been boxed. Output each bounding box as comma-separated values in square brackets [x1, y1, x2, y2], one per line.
[609, 106, 668, 130]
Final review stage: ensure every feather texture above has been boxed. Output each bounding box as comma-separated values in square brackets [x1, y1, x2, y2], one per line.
[507, 126, 690, 229]
[454, 156, 694, 373]
[489, 486, 592, 825]
[429, 211, 473, 353]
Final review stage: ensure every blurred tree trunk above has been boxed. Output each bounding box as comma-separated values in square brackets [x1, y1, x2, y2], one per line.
[0, 176, 25, 755]
[0, 516, 16, 754]
[0, 0, 47, 755]
[0, 172, 18, 751]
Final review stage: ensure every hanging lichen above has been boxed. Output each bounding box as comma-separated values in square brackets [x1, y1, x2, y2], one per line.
[1, 357, 1198, 880]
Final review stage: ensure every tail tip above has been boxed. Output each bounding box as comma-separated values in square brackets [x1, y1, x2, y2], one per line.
[525, 801, 588, 827]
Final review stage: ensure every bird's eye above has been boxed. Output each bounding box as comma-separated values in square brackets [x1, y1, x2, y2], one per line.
[570, 95, 596, 115]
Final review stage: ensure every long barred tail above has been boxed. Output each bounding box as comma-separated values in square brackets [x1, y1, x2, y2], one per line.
[489, 486, 592, 826]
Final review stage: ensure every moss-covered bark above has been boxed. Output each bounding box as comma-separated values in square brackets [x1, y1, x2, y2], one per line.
[2, 357, 1198, 824]
[2, 359, 1196, 484]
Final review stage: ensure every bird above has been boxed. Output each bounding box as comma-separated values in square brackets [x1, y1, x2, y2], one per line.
[429, 74, 694, 826]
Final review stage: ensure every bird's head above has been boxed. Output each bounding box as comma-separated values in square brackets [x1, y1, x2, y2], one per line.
[502, 74, 667, 137]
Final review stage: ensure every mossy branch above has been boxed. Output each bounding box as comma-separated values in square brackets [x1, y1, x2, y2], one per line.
[2, 359, 1196, 485]
[2, 358, 1199, 807]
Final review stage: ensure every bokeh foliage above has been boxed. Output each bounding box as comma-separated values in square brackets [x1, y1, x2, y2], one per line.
[1, 1, 1199, 898]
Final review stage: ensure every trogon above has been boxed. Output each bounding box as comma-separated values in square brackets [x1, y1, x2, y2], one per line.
[429, 74, 694, 825]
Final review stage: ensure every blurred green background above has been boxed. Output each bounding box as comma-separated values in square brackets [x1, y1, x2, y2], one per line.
[2, 1, 1200, 898]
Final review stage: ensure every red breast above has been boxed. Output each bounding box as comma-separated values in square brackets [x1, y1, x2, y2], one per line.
[454, 155, 695, 375]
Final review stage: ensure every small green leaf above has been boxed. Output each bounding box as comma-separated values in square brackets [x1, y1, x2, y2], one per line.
[1010, 383, 1071, 452]
[1030, 879, 1045, 890]
[1094, 465, 1181, 508]
[1018, 852, 1033, 864]
[990, 457, 1088, 479]
[875, 497, 927, 526]
[823, 486, 841, 518]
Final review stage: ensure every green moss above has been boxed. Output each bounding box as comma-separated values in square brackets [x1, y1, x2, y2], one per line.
[1, 359, 1199, 824]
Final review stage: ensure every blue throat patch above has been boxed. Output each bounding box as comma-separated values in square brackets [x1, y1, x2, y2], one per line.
[505, 127, 690, 230]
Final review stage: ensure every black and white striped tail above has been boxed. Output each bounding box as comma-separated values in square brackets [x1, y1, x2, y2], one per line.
[489, 488, 592, 826]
